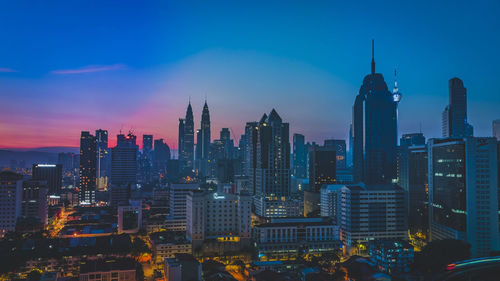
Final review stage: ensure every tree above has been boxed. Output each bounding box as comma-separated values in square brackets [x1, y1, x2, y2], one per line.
[412, 239, 471, 273]
[131, 238, 151, 258]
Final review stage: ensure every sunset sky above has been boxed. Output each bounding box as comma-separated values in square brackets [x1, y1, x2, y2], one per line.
[1, 0, 500, 149]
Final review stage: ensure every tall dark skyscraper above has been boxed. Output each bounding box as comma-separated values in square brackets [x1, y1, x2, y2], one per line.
[243, 122, 258, 192]
[253, 109, 296, 217]
[143, 135, 153, 155]
[292, 134, 307, 178]
[95, 129, 110, 190]
[352, 40, 400, 184]
[195, 101, 211, 175]
[32, 164, 62, 195]
[305, 144, 336, 217]
[79, 131, 97, 204]
[111, 133, 138, 186]
[442, 78, 473, 138]
[153, 138, 170, 177]
[179, 102, 194, 172]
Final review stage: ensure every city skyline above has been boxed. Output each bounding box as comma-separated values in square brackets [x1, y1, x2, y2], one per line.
[2, 1, 500, 149]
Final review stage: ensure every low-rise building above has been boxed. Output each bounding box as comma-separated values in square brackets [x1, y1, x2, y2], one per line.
[150, 231, 192, 264]
[253, 217, 341, 260]
[369, 240, 414, 274]
[79, 258, 136, 281]
[164, 254, 201, 281]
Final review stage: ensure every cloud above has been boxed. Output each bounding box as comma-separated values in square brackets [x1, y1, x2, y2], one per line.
[51, 64, 127, 74]
[0, 67, 17, 72]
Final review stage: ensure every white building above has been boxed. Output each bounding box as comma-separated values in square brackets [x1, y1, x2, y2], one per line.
[340, 183, 407, 247]
[320, 184, 343, 223]
[186, 191, 251, 246]
[0, 171, 23, 236]
[169, 183, 200, 220]
[428, 137, 499, 257]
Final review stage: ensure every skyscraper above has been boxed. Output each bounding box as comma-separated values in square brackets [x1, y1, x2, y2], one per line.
[305, 144, 336, 217]
[111, 133, 138, 186]
[292, 134, 307, 178]
[21, 180, 49, 226]
[179, 102, 194, 172]
[96, 129, 110, 190]
[32, 164, 62, 195]
[493, 119, 500, 140]
[195, 101, 211, 176]
[352, 40, 400, 184]
[0, 171, 23, 236]
[442, 78, 473, 138]
[253, 109, 294, 217]
[79, 131, 97, 204]
[143, 134, 153, 155]
[153, 139, 171, 178]
[428, 137, 499, 257]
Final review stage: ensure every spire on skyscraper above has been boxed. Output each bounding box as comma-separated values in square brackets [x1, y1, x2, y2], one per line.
[393, 68, 402, 103]
[371, 39, 375, 74]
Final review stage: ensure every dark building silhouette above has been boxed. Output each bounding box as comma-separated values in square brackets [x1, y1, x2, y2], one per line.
[243, 122, 259, 194]
[111, 133, 138, 186]
[293, 134, 307, 178]
[305, 145, 336, 217]
[179, 102, 194, 172]
[324, 139, 347, 170]
[253, 109, 293, 217]
[32, 163, 62, 195]
[21, 180, 48, 226]
[399, 145, 428, 239]
[79, 131, 97, 204]
[153, 139, 171, 178]
[195, 101, 211, 176]
[400, 133, 425, 147]
[352, 40, 400, 184]
[57, 152, 77, 172]
[442, 78, 473, 138]
[143, 134, 153, 155]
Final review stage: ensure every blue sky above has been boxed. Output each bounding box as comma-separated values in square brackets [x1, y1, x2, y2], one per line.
[1, 0, 499, 148]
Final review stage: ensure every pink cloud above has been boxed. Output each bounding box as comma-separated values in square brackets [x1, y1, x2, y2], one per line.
[51, 64, 127, 74]
[0, 67, 17, 72]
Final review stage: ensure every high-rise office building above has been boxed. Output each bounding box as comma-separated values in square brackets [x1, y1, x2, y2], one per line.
[32, 163, 62, 194]
[111, 133, 138, 186]
[493, 119, 500, 140]
[292, 134, 307, 178]
[253, 109, 294, 217]
[243, 122, 259, 194]
[442, 78, 473, 138]
[21, 180, 48, 226]
[324, 139, 347, 170]
[195, 101, 211, 176]
[186, 191, 251, 247]
[352, 41, 400, 184]
[340, 183, 407, 248]
[153, 139, 171, 178]
[179, 102, 194, 172]
[95, 129, 110, 191]
[399, 145, 428, 239]
[428, 137, 499, 257]
[79, 131, 97, 204]
[0, 171, 23, 236]
[143, 134, 153, 155]
[305, 145, 336, 217]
